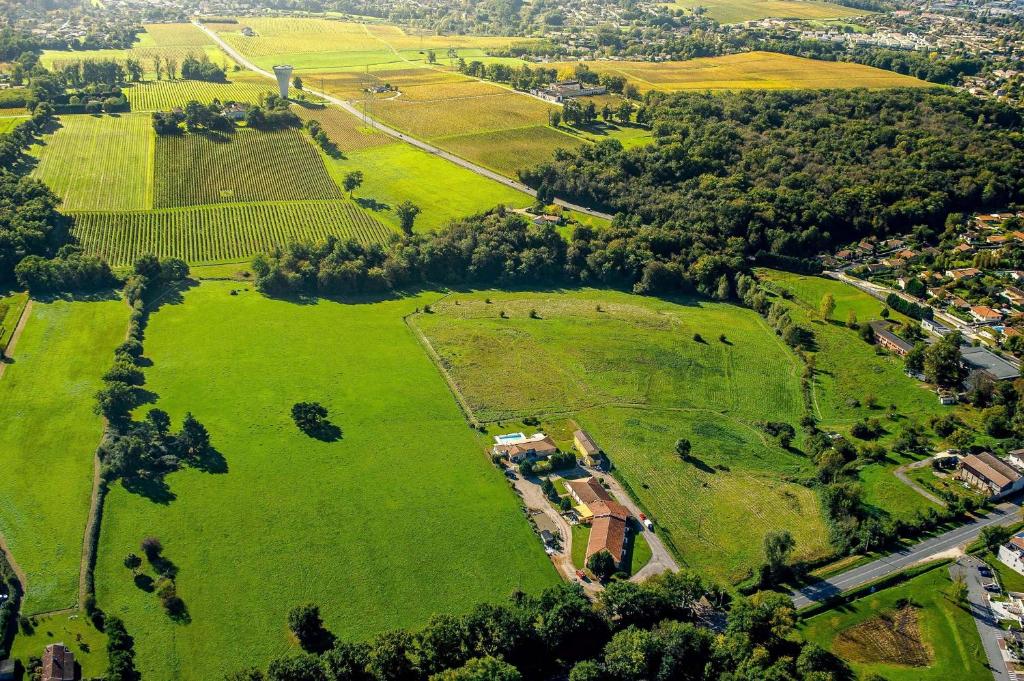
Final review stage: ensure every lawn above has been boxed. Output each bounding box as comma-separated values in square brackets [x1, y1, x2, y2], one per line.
[801, 567, 990, 680]
[859, 464, 940, 521]
[0, 295, 127, 613]
[413, 290, 831, 583]
[9, 612, 107, 676]
[666, 0, 869, 23]
[555, 52, 930, 93]
[30, 114, 155, 211]
[320, 142, 532, 232]
[153, 128, 341, 208]
[95, 281, 558, 679]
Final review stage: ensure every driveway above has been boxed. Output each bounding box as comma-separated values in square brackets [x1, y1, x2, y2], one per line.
[581, 466, 679, 582]
[193, 21, 615, 222]
[894, 458, 946, 507]
[793, 499, 1022, 609]
[951, 555, 1012, 681]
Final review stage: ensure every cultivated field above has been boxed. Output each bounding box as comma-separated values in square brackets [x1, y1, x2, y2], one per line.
[71, 200, 394, 266]
[667, 0, 869, 23]
[291, 103, 392, 151]
[31, 114, 155, 211]
[95, 281, 558, 679]
[413, 290, 831, 583]
[0, 116, 26, 135]
[124, 78, 275, 111]
[437, 125, 588, 177]
[556, 52, 930, 93]
[368, 91, 555, 139]
[321, 142, 532, 232]
[154, 128, 341, 207]
[801, 568, 989, 680]
[0, 297, 127, 613]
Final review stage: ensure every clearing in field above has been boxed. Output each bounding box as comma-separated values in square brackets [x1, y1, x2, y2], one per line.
[801, 568, 989, 680]
[0, 296, 127, 614]
[153, 128, 341, 208]
[666, 0, 869, 23]
[71, 200, 394, 266]
[320, 142, 532, 232]
[412, 290, 831, 583]
[557, 52, 929, 93]
[30, 114, 154, 211]
[95, 281, 558, 680]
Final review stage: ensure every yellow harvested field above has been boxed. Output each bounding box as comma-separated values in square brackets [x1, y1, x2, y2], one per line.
[557, 52, 930, 92]
[140, 22, 215, 47]
[292, 104, 393, 151]
[368, 91, 555, 139]
[399, 80, 508, 101]
[666, 0, 868, 23]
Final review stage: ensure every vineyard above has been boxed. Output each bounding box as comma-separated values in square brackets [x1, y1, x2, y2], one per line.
[291, 104, 392, 151]
[154, 128, 341, 207]
[71, 200, 394, 265]
[31, 114, 154, 211]
[368, 91, 556, 139]
[125, 79, 275, 111]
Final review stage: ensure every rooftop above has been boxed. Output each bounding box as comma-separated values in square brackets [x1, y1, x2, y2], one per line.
[961, 345, 1020, 381]
[567, 477, 612, 505]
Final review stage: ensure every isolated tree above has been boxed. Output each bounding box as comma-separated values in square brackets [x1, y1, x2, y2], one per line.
[343, 170, 364, 197]
[819, 293, 835, 320]
[950, 572, 968, 604]
[288, 603, 325, 650]
[549, 109, 561, 128]
[395, 201, 421, 235]
[291, 402, 328, 433]
[675, 438, 691, 461]
[925, 331, 966, 388]
[292, 76, 303, 90]
[846, 309, 858, 329]
[763, 530, 796, 578]
[587, 550, 616, 581]
[123, 553, 142, 573]
[140, 536, 163, 560]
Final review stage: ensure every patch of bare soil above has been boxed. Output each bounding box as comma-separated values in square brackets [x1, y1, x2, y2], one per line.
[834, 605, 932, 667]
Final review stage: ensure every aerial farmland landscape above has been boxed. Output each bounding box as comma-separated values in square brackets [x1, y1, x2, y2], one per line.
[2, 0, 1024, 679]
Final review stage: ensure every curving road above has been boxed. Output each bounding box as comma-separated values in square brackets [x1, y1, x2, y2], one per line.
[193, 20, 616, 222]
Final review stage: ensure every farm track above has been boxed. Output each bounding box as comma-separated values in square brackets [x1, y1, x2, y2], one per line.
[195, 21, 615, 222]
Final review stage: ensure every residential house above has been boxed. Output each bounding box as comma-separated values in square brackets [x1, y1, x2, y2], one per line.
[921, 318, 951, 336]
[835, 249, 854, 260]
[869, 321, 914, 356]
[857, 239, 875, 253]
[1002, 287, 1024, 308]
[946, 267, 982, 281]
[988, 234, 1010, 245]
[41, 643, 75, 681]
[585, 500, 630, 568]
[949, 295, 971, 310]
[532, 214, 560, 227]
[926, 287, 947, 301]
[956, 452, 1024, 498]
[938, 390, 958, 405]
[896, 248, 917, 260]
[961, 345, 1021, 382]
[567, 476, 612, 511]
[492, 433, 558, 464]
[573, 429, 602, 466]
[953, 243, 974, 255]
[221, 102, 249, 120]
[1000, 531, 1024, 578]
[970, 305, 1004, 323]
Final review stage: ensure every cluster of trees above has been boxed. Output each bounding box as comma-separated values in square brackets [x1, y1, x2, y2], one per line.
[884, 292, 932, 321]
[180, 53, 227, 83]
[0, 548, 19, 660]
[99, 407, 212, 483]
[0, 105, 77, 283]
[105, 616, 141, 681]
[153, 99, 235, 135]
[457, 60, 639, 101]
[303, 118, 338, 155]
[230, 572, 847, 681]
[14, 245, 116, 293]
[246, 94, 300, 130]
[521, 89, 1024, 298]
[54, 58, 140, 87]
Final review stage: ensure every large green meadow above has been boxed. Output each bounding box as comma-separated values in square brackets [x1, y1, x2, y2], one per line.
[0, 296, 126, 613]
[95, 281, 557, 679]
[414, 290, 831, 583]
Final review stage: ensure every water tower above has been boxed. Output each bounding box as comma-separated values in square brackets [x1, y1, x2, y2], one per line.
[273, 65, 293, 99]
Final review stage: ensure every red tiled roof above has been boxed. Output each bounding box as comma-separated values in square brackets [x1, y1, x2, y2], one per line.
[41, 644, 74, 681]
[587, 514, 627, 565]
[567, 477, 612, 505]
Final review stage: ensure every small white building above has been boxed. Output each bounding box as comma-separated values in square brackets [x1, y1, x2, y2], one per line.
[1000, 532, 1024, 579]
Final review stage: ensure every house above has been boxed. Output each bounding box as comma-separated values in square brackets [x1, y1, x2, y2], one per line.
[988, 234, 1010, 245]
[938, 390, 958, 405]
[927, 287, 948, 300]
[492, 433, 558, 464]
[956, 452, 1024, 498]
[221, 102, 249, 120]
[952, 243, 974, 255]
[1000, 531, 1024, 578]
[970, 305, 1004, 323]
[532, 214, 560, 227]
[567, 477, 612, 507]
[961, 345, 1021, 382]
[870, 321, 914, 356]
[41, 643, 75, 681]
[922, 318, 951, 336]
[949, 295, 971, 310]
[946, 267, 982, 281]
[540, 530, 555, 547]
[585, 500, 630, 568]
[835, 249, 854, 260]
[1002, 287, 1024, 307]
[536, 80, 606, 102]
[857, 239, 875, 252]
[573, 429, 601, 466]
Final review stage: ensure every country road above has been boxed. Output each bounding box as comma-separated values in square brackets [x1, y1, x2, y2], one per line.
[792, 499, 1022, 609]
[193, 21, 616, 222]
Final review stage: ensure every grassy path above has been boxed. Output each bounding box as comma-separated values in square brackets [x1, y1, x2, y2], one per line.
[0, 299, 32, 590]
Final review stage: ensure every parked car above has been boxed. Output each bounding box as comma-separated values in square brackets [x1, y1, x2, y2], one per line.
[984, 581, 1001, 592]
[576, 570, 587, 581]
[978, 566, 993, 577]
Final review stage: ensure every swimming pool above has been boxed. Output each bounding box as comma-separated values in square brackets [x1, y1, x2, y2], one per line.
[495, 432, 526, 444]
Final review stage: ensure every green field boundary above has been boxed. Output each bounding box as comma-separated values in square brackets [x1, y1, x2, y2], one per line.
[405, 308, 480, 428]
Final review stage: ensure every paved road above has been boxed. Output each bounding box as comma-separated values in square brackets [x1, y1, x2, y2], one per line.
[792, 500, 1022, 609]
[952, 555, 1012, 681]
[582, 467, 680, 582]
[194, 21, 616, 222]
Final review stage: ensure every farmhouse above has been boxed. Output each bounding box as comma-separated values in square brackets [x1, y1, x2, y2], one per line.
[869, 321, 913, 356]
[492, 433, 558, 464]
[41, 643, 75, 681]
[535, 80, 607, 102]
[955, 452, 1024, 498]
[960, 345, 1021, 382]
[222, 102, 250, 121]
[999, 531, 1024, 578]
[970, 305, 1004, 323]
[567, 476, 612, 506]
[573, 429, 602, 466]
[585, 500, 630, 568]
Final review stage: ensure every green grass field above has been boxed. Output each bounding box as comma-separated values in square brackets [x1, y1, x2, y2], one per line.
[154, 128, 341, 208]
[9, 612, 107, 676]
[321, 142, 532, 232]
[31, 115, 155, 211]
[413, 290, 831, 583]
[666, 0, 869, 23]
[436, 125, 589, 178]
[0, 296, 127, 613]
[71, 200, 395, 266]
[801, 567, 989, 680]
[0, 116, 26, 135]
[0, 291, 28, 351]
[95, 281, 557, 679]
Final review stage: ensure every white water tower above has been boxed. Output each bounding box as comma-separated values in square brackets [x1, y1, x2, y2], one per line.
[273, 65, 294, 99]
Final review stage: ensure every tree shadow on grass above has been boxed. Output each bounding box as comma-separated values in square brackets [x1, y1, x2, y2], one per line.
[299, 421, 342, 443]
[121, 474, 176, 505]
[191, 445, 228, 474]
[133, 574, 155, 592]
[356, 196, 390, 212]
